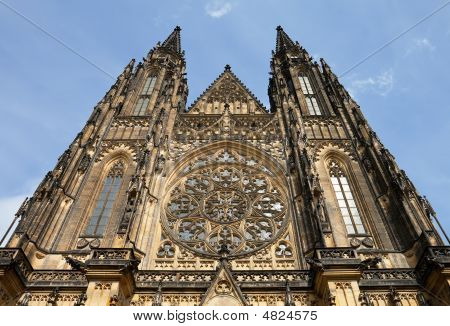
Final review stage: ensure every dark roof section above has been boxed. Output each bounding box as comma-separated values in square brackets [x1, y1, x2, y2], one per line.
[161, 26, 182, 54]
[275, 25, 296, 53]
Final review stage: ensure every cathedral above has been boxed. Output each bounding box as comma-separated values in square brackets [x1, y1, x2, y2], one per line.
[0, 26, 449, 306]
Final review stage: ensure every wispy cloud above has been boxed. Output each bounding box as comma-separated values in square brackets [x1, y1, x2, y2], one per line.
[414, 38, 436, 51]
[205, 0, 233, 18]
[348, 69, 394, 97]
[405, 37, 436, 56]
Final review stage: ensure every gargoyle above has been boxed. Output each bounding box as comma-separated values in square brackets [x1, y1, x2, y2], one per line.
[305, 257, 324, 271]
[65, 256, 87, 272]
[359, 256, 382, 270]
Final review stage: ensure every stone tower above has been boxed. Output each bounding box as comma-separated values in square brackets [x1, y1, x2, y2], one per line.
[0, 26, 448, 306]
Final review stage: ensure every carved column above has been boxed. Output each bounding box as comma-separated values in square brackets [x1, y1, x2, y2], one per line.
[0, 249, 32, 305]
[311, 248, 362, 306]
[84, 249, 138, 306]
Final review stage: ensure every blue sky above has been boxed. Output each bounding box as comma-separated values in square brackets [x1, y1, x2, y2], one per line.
[0, 0, 449, 243]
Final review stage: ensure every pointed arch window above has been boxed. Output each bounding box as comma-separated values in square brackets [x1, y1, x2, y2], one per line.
[328, 160, 365, 235]
[132, 75, 157, 115]
[85, 161, 124, 236]
[141, 76, 157, 95]
[133, 98, 149, 116]
[299, 75, 321, 115]
[299, 76, 313, 95]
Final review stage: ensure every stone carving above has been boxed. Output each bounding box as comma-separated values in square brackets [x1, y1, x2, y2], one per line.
[74, 293, 87, 306]
[316, 248, 357, 259]
[95, 283, 112, 290]
[358, 291, 372, 306]
[305, 257, 324, 271]
[234, 270, 311, 283]
[359, 256, 382, 270]
[135, 271, 215, 283]
[361, 269, 416, 280]
[91, 249, 131, 260]
[215, 280, 232, 294]
[110, 295, 119, 306]
[78, 153, 91, 173]
[162, 148, 288, 258]
[152, 282, 163, 306]
[17, 291, 31, 306]
[284, 281, 295, 306]
[309, 140, 357, 162]
[64, 256, 87, 272]
[28, 271, 87, 282]
[157, 241, 175, 258]
[47, 288, 59, 306]
[96, 141, 141, 162]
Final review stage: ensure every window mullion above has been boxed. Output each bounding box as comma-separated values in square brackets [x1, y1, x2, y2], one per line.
[93, 177, 115, 235]
[339, 179, 356, 234]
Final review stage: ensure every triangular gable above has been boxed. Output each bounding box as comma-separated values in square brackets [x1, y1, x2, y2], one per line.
[201, 261, 248, 306]
[187, 65, 268, 115]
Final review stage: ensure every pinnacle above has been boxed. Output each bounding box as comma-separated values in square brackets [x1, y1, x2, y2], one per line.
[224, 64, 231, 71]
[275, 25, 296, 53]
[161, 26, 182, 54]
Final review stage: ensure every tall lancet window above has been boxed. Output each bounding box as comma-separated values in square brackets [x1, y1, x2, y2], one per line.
[85, 161, 124, 236]
[299, 75, 321, 115]
[132, 75, 157, 115]
[141, 76, 157, 95]
[328, 160, 366, 235]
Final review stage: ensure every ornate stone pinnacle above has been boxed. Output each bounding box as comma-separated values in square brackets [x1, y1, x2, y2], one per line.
[224, 64, 231, 71]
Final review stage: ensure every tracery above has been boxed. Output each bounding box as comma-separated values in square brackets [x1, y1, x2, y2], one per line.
[162, 147, 288, 258]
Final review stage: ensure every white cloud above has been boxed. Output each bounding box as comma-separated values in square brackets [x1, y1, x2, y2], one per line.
[414, 38, 436, 51]
[205, 1, 233, 18]
[405, 38, 436, 56]
[348, 69, 394, 97]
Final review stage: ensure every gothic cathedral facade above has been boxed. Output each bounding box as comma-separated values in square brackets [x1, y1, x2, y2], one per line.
[1, 27, 449, 306]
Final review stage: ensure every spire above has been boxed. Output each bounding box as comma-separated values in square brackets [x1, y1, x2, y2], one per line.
[161, 26, 182, 54]
[275, 25, 296, 53]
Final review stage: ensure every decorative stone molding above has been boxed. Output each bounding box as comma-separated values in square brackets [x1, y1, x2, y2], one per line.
[0, 248, 33, 283]
[315, 248, 358, 260]
[361, 269, 416, 280]
[308, 140, 357, 162]
[234, 270, 312, 285]
[28, 271, 87, 284]
[135, 271, 216, 284]
[95, 141, 142, 163]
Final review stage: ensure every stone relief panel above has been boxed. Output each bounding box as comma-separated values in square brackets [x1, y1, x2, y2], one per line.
[169, 112, 285, 164]
[130, 294, 201, 306]
[303, 117, 346, 140]
[247, 293, 315, 306]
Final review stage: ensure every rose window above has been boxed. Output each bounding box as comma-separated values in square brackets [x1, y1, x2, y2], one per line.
[162, 150, 288, 258]
[204, 190, 247, 223]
